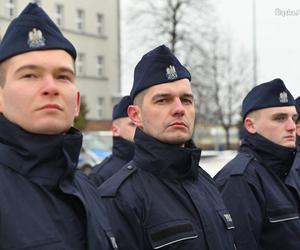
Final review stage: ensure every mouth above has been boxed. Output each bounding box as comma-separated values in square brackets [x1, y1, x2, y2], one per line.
[168, 122, 187, 129]
[38, 104, 63, 111]
[284, 135, 295, 141]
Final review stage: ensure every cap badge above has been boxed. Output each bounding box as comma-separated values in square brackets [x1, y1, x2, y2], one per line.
[279, 91, 288, 103]
[166, 65, 177, 80]
[27, 28, 46, 48]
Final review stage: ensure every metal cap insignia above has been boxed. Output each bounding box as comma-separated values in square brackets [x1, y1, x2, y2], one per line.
[279, 91, 288, 103]
[166, 65, 177, 80]
[27, 28, 46, 48]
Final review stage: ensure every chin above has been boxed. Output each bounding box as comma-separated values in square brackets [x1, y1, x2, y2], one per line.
[284, 142, 296, 148]
[165, 134, 191, 145]
[30, 123, 69, 135]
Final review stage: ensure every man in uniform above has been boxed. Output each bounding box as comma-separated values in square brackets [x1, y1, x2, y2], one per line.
[99, 45, 235, 250]
[89, 95, 135, 186]
[0, 3, 115, 249]
[214, 79, 300, 249]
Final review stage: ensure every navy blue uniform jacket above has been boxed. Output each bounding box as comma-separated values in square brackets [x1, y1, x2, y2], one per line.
[214, 133, 300, 250]
[99, 129, 235, 250]
[89, 136, 134, 187]
[0, 115, 115, 250]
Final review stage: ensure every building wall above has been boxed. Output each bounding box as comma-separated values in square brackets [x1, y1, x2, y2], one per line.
[0, 0, 121, 121]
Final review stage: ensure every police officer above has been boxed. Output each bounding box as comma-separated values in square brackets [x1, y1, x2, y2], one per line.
[89, 95, 135, 187]
[99, 45, 235, 250]
[0, 3, 115, 249]
[214, 79, 300, 250]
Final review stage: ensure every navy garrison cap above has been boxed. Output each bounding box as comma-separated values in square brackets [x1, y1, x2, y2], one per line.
[112, 95, 132, 120]
[0, 3, 76, 63]
[130, 45, 191, 100]
[242, 78, 295, 120]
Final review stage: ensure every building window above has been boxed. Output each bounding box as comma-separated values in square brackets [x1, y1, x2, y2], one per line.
[97, 56, 104, 77]
[76, 53, 85, 76]
[76, 9, 85, 32]
[5, 0, 16, 18]
[96, 14, 104, 35]
[31, 0, 41, 5]
[97, 97, 104, 118]
[54, 4, 64, 27]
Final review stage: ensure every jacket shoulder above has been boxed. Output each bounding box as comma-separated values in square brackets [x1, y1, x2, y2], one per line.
[90, 155, 113, 175]
[98, 162, 137, 197]
[214, 152, 254, 180]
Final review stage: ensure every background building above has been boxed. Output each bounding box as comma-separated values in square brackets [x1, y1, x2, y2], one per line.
[0, 0, 121, 130]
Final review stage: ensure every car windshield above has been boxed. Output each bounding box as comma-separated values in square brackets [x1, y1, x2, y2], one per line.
[83, 134, 112, 152]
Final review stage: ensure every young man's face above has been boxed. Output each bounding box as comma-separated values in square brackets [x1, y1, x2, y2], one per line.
[0, 50, 80, 134]
[246, 106, 298, 148]
[129, 79, 195, 145]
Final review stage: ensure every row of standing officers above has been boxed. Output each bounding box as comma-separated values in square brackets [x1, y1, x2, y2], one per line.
[0, 2, 299, 250]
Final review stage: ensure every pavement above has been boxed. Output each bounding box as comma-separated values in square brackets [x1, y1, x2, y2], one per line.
[200, 150, 237, 177]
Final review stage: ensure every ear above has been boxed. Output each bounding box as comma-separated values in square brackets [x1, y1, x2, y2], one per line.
[127, 105, 143, 129]
[75, 91, 80, 117]
[244, 116, 257, 134]
[111, 122, 120, 136]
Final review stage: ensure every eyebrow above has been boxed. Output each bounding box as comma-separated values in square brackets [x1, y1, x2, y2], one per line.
[152, 92, 194, 100]
[271, 112, 298, 118]
[15, 64, 75, 76]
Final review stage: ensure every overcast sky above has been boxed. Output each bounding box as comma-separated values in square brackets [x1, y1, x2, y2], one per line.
[218, 0, 300, 97]
[121, 0, 300, 97]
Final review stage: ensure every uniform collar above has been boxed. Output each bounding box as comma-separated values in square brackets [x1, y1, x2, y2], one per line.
[112, 136, 135, 161]
[0, 115, 82, 189]
[241, 131, 296, 178]
[132, 128, 200, 180]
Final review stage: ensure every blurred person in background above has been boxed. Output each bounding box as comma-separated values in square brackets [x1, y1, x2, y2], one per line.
[89, 95, 136, 186]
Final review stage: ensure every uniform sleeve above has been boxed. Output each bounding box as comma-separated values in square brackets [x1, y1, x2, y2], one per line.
[101, 196, 144, 250]
[215, 175, 265, 250]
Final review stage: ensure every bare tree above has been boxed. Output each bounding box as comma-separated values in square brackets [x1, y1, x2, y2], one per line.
[122, 0, 253, 148]
[201, 32, 252, 149]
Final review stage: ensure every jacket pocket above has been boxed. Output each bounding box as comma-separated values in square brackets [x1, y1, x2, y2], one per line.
[267, 206, 299, 223]
[217, 209, 235, 230]
[147, 219, 198, 249]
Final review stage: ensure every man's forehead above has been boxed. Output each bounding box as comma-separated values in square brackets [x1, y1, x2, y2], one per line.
[7, 50, 74, 70]
[147, 80, 192, 95]
[259, 106, 297, 115]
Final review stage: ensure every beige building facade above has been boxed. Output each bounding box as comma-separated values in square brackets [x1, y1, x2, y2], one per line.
[0, 0, 121, 123]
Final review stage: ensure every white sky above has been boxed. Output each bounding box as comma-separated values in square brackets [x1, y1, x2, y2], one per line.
[121, 0, 300, 98]
[217, 0, 300, 97]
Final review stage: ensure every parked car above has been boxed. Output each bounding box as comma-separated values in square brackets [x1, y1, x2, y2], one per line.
[77, 131, 113, 174]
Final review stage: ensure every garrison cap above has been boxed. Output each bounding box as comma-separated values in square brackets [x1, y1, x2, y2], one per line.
[130, 44, 191, 100]
[0, 3, 76, 63]
[112, 95, 132, 120]
[242, 78, 295, 120]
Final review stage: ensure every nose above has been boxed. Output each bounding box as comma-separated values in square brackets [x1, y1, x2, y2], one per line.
[172, 97, 185, 116]
[42, 76, 59, 96]
[287, 117, 296, 132]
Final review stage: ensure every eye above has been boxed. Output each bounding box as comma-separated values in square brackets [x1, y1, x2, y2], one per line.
[156, 98, 168, 104]
[181, 98, 193, 105]
[57, 74, 73, 82]
[22, 73, 36, 79]
[274, 115, 286, 122]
